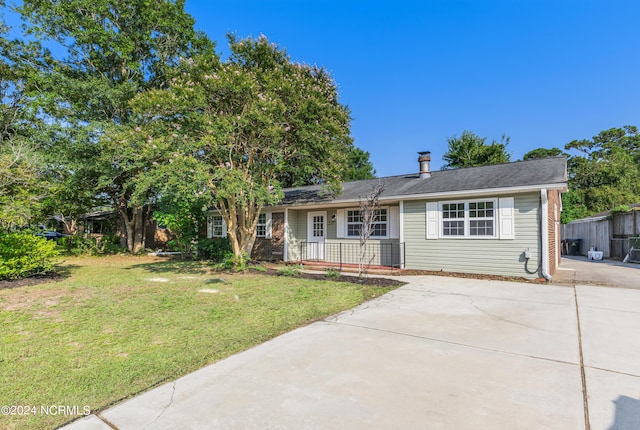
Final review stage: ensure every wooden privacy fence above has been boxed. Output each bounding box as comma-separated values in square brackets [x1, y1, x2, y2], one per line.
[562, 210, 640, 258]
[611, 238, 631, 259]
[562, 217, 610, 256]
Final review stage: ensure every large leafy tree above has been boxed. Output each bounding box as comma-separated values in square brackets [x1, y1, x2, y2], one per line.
[442, 130, 511, 169]
[16, 0, 214, 252]
[561, 126, 640, 222]
[523, 147, 566, 160]
[132, 35, 354, 257]
[0, 3, 51, 228]
[342, 146, 376, 181]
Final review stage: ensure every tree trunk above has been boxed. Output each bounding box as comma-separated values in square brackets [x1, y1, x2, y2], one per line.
[118, 198, 147, 254]
[227, 221, 257, 258]
[132, 206, 145, 254]
[219, 200, 260, 259]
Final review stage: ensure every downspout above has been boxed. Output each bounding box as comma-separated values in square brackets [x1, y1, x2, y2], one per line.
[541, 188, 552, 281]
[283, 208, 289, 262]
[399, 200, 405, 269]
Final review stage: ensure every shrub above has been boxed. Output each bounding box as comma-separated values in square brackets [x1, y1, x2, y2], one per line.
[325, 268, 341, 279]
[0, 232, 59, 280]
[213, 251, 249, 272]
[60, 234, 123, 255]
[277, 264, 304, 277]
[99, 234, 124, 254]
[610, 204, 632, 215]
[197, 238, 232, 261]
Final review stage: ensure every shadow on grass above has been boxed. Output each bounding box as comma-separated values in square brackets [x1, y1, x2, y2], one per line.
[55, 263, 80, 279]
[0, 264, 79, 290]
[127, 259, 211, 275]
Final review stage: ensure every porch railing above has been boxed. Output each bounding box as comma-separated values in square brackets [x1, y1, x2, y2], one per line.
[299, 241, 404, 269]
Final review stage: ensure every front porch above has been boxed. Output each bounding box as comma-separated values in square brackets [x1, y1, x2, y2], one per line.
[296, 241, 405, 269]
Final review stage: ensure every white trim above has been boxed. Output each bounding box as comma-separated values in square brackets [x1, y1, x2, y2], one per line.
[336, 209, 345, 238]
[209, 214, 227, 238]
[256, 213, 267, 238]
[425, 202, 439, 239]
[265, 183, 568, 211]
[307, 211, 327, 260]
[283, 208, 289, 262]
[399, 201, 404, 243]
[344, 206, 390, 239]
[438, 198, 498, 239]
[498, 197, 515, 240]
[399, 201, 405, 268]
[389, 206, 400, 239]
[265, 212, 273, 239]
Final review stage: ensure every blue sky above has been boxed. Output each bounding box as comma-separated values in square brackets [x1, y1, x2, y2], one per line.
[186, 0, 640, 177]
[5, 1, 639, 177]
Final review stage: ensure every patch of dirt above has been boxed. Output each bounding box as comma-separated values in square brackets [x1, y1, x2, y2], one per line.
[0, 272, 64, 290]
[257, 268, 406, 287]
[397, 269, 536, 284]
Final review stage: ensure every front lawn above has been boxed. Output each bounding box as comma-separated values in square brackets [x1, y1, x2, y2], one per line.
[0, 256, 397, 430]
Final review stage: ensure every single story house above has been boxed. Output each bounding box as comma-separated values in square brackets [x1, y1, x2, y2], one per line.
[208, 154, 568, 280]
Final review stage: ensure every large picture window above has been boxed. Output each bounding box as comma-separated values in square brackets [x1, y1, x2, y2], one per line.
[440, 200, 496, 238]
[346, 208, 388, 238]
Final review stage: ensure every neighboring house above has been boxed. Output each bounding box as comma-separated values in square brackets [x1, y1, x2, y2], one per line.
[77, 210, 172, 250]
[208, 154, 568, 280]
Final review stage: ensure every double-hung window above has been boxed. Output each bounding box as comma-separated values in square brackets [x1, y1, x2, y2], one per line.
[440, 200, 496, 238]
[256, 213, 267, 237]
[469, 201, 495, 236]
[346, 208, 388, 238]
[442, 203, 465, 236]
[210, 215, 225, 237]
[346, 210, 362, 237]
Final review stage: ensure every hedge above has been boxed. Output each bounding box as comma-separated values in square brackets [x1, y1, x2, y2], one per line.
[0, 232, 59, 280]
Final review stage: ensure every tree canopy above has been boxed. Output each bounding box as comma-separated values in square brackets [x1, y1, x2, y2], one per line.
[2, 1, 376, 259]
[342, 147, 376, 181]
[131, 35, 355, 257]
[523, 147, 566, 160]
[0, 3, 51, 228]
[561, 126, 640, 222]
[14, 0, 214, 252]
[442, 130, 511, 169]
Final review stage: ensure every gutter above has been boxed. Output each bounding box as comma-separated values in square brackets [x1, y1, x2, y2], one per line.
[266, 182, 568, 211]
[540, 188, 552, 281]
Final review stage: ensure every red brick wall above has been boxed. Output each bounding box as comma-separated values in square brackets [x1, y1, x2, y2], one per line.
[252, 212, 285, 261]
[547, 190, 561, 275]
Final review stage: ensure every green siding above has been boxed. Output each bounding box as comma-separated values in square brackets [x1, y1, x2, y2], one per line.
[286, 208, 401, 266]
[286, 210, 306, 261]
[403, 193, 541, 278]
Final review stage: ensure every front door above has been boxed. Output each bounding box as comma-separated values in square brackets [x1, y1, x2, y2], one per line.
[307, 211, 326, 260]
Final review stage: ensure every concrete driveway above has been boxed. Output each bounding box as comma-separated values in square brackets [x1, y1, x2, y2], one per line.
[553, 256, 640, 289]
[62, 276, 640, 430]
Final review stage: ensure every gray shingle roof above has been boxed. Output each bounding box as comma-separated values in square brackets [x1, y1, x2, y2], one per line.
[279, 157, 567, 206]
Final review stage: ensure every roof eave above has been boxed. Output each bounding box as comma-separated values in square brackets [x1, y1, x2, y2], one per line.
[267, 182, 568, 210]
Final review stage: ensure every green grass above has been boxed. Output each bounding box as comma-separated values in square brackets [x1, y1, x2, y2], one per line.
[0, 256, 396, 430]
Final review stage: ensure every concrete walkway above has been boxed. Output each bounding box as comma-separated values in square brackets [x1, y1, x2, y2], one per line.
[62, 276, 640, 430]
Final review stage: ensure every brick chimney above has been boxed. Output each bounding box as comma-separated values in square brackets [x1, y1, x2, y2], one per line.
[418, 151, 431, 178]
